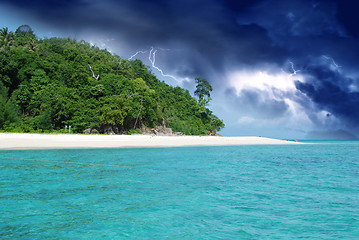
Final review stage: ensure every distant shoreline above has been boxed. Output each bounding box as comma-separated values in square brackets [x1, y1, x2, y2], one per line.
[0, 133, 303, 150]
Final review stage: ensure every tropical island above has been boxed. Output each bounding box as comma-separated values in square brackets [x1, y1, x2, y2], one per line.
[0, 25, 224, 136]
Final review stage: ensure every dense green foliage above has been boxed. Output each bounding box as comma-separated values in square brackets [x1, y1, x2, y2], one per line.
[194, 77, 213, 107]
[0, 26, 224, 135]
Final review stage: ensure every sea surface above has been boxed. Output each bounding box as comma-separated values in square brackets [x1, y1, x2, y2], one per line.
[0, 141, 358, 239]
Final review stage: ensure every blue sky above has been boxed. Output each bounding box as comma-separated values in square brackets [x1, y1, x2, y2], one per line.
[1, 0, 359, 139]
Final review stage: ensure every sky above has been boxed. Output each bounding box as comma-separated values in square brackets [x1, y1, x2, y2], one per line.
[1, 0, 359, 139]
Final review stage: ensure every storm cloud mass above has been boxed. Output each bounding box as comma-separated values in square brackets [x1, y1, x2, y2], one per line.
[1, 0, 359, 139]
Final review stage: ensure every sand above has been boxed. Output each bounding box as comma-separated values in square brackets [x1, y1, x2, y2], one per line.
[0, 133, 302, 150]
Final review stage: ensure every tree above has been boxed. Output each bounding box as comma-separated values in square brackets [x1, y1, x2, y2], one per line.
[194, 77, 213, 107]
[0, 83, 21, 129]
[0, 27, 14, 51]
[15, 25, 35, 36]
[25, 38, 39, 52]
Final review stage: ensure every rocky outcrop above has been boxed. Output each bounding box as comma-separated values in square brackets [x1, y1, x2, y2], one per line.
[103, 125, 116, 135]
[84, 128, 100, 134]
[141, 125, 184, 136]
[83, 126, 116, 134]
[207, 130, 222, 136]
[84, 125, 184, 136]
[152, 126, 172, 136]
[91, 129, 100, 134]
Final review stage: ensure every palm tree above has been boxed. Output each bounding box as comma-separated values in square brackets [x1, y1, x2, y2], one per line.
[25, 38, 38, 52]
[0, 27, 8, 49]
[0, 27, 14, 51]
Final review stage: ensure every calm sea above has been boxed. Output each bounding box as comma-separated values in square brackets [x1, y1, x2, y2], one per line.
[1, 141, 358, 239]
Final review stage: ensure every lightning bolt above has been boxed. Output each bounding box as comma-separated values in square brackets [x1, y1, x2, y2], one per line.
[288, 61, 300, 76]
[148, 47, 179, 82]
[282, 60, 301, 79]
[322, 55, 341, 71]
[128, 47, 182, 82]
[128, 50, 148, 60]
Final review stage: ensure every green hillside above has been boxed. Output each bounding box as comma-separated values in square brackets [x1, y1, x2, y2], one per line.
[0, 25, 224, 135]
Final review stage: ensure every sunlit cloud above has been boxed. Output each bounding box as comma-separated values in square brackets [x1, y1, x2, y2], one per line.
[227, 68, 314, 132]
[228, 69, 305, 98]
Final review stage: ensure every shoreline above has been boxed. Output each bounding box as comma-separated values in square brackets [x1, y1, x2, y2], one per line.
[0, 133, 303, 150]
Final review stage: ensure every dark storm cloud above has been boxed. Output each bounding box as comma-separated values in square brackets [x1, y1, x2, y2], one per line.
[2, 0, 287, 72]
[230, 0, 359, 135]
[237, 0, 346, 38]
[336, 0, 359, 38]
[225, 88, 290, 120]
[3, 0, 359, 137]
[295, 60, 359, 129]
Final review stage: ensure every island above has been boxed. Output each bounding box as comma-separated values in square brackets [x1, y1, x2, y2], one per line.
[0, 25, 224, 136]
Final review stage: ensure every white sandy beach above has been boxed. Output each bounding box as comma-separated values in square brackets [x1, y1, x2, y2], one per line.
[0, 133, 302, 149]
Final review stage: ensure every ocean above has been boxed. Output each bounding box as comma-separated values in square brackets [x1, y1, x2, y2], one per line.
[0, 141, 358, 239]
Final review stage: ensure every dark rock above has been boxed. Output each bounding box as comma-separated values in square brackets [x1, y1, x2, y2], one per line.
[103, 126, 116, 135]
[207, 130, 222, 136]
[91, 128, 99, 134]
[153, 126, 172, 136]
[84, 128, 100, 134]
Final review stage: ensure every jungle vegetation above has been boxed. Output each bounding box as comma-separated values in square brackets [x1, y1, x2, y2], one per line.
[0, 25, 224, 135]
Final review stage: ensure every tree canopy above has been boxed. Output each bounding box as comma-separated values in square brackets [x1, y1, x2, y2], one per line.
[0, 26, 225, 135]
[194, 77, 213, 107]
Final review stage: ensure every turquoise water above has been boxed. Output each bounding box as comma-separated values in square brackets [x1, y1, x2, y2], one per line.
[1, 142, 358, 239]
